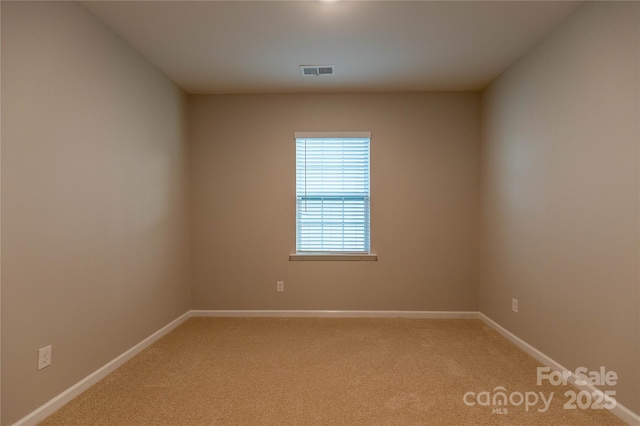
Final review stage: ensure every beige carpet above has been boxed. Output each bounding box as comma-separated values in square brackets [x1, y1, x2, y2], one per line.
[39, 318, 626, 425]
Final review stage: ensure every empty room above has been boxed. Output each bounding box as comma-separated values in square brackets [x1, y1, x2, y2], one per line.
[1, 0, 639, 425]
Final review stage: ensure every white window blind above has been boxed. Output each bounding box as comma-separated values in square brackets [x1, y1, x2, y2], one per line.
[295, 133, 370, 253]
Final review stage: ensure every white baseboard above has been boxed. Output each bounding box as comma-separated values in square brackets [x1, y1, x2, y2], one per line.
[12, 311, 191, 426]
[479, 313, 640, 426]
[190, 309, 480, 319]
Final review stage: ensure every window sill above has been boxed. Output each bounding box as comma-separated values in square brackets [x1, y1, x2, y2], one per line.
[289, 254, 378, 261]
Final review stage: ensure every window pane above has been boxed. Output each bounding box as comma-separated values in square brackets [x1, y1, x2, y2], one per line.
[296, 137, 370, 253]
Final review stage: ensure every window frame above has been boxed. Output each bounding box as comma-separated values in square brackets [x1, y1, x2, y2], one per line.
[290, 131, 377, 261]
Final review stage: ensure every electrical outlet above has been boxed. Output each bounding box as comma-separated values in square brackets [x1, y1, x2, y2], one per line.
[512, 298, 519, 314]
[277, 281, 284, 292]
[38, 345, 52, 370]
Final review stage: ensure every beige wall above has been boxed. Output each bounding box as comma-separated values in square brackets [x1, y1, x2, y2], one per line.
[480, 1, 639, 413]
[190, 93, 480, 311]
[1, 2, 191, 423]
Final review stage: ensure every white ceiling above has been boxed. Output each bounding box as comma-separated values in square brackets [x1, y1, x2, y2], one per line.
[82, 1, 583, 94]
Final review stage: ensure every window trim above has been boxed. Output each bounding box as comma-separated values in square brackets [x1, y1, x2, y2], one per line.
[289, 254, 377, 261]
[294, 131, 372, 139]
[292, 131, 376, 261]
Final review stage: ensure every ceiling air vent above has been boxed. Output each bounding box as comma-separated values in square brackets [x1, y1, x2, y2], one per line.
[300, 65, 335, 76]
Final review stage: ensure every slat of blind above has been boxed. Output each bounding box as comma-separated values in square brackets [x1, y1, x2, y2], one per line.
[296, 136, 370, 253]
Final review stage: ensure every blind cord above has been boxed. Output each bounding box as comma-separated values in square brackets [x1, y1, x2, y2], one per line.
[304, 138, 307, 212]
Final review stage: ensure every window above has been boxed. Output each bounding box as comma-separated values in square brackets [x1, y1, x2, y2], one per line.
[294, 132, 373, 258]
